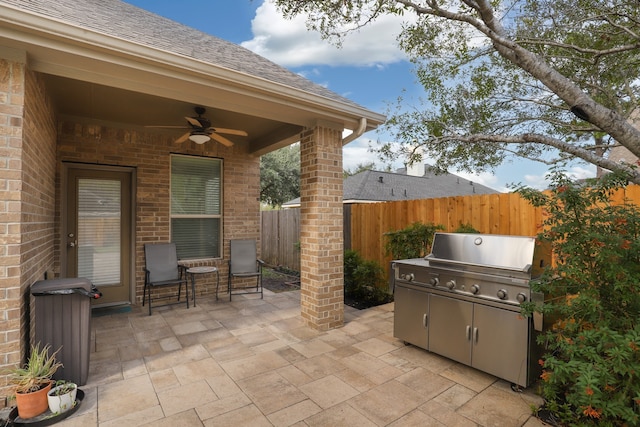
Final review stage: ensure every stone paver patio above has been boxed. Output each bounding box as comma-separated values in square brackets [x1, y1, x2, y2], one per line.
[52, 288, 546, 426]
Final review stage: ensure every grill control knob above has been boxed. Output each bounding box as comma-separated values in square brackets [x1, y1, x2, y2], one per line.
[429, 277, 439, 286]
[407, 273, 414, 282]
[497, 289, 508, 300]
[470, 284, 480, 294]
[516, 293, 527, 303]
[446, 280, 456, 290]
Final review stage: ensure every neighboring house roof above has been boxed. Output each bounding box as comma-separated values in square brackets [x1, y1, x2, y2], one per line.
[283, 167, 500, 207]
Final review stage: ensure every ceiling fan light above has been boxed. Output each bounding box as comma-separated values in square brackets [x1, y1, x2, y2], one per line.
[189, 133, 210, 144]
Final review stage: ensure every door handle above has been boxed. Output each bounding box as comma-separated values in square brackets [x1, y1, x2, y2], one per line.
[422, 313, 427, 328]
[466, 325, 471, 341]
[68, 240, 78, 248]
[473, 327, 479, 343]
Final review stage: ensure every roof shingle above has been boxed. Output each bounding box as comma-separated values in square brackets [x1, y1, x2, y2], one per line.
[2, 0, 362, 108]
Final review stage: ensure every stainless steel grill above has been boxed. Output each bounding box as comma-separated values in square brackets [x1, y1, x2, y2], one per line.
[392, 232, 550, 387]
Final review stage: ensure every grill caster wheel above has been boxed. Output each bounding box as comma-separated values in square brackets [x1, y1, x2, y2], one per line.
[510, 383, 524, 393]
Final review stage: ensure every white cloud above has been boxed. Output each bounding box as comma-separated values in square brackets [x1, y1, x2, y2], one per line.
[343, 138, 380, 171]
[523, 173, 550, 190]
[566, 166, 596, 181]
[523, 165, 597, 190]
[242, 1, 409, 67]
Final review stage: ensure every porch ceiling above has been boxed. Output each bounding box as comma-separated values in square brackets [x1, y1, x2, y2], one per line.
[41, 74, 302, 155]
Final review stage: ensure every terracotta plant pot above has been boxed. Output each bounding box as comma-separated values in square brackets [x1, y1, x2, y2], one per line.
[15, 381, 52, 419]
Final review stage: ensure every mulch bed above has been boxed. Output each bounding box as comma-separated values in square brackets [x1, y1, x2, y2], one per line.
[262, 267, 389, 310]
[262, 268, 301, 293]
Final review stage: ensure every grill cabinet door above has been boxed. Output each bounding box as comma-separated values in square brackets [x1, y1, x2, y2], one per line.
[429, 294, 473, 365]
[472, 304, 529, 386]
[393, 283, 429, 350]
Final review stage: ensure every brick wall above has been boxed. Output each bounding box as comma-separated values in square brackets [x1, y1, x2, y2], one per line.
[299, 125, 344, 330]
[0, 58, 57, 404]
[22, 69, 57, 347]
[56, 118, 261, 303]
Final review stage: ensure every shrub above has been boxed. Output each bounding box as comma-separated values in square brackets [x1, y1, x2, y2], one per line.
[453, 223, 480, 233]
[517, 169, 640, 426]
[383, 222, 444, 259]
[344, 249, 392, 306]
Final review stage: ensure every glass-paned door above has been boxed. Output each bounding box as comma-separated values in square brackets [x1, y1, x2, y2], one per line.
[66, 167, 132, 306]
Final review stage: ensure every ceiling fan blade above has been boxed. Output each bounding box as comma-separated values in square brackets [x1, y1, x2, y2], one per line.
[209, 127, 248, 137]
[209, 132, 234, 147]
[145, 125, 188, 129]
[185, 116, 204, 127]
[175, 132, 191, 143]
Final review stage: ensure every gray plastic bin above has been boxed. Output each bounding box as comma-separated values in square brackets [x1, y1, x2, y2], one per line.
[31, 278, 101, 386]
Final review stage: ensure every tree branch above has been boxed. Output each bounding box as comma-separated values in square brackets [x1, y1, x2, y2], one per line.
[433, 132, 640, 183]
[519, 39, 640, 59]
[396, 0, 640, 159]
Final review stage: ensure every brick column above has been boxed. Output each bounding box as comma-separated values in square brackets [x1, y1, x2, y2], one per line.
[299, 124, 344, 330]
[0, 54, 26, 403]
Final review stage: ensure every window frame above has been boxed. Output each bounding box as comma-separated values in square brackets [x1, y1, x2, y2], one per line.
[170, 154, 223, 260]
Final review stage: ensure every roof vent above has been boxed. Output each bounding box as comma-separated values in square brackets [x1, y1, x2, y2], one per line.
[378, 176, 383, 183]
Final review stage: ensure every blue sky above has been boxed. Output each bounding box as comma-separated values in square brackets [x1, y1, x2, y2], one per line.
[124, 0, 595, 191]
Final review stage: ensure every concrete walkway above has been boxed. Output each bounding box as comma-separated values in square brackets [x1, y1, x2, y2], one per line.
[54, 288, 546, 426]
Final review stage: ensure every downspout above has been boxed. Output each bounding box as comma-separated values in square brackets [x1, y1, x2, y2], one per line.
[342, 118, 367, 144]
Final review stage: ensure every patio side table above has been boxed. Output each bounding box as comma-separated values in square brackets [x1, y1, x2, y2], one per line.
[185, 266, 219, 306]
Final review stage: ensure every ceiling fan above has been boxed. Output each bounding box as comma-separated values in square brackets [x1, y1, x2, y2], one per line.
[146, 107, 247, 147]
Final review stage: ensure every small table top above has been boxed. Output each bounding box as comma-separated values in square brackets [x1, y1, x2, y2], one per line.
[186, 266, 218, 274]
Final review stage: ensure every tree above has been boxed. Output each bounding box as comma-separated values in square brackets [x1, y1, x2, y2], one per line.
[260, 144, 300, 207]
[274, 0, 640, 183]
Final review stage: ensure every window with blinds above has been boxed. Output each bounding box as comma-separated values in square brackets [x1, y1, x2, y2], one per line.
[170, 155, 222, 259]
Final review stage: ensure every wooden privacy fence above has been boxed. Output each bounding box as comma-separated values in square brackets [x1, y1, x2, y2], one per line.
[260, 206, 350, 271]
[261, 209, 300, 271]
[351, 192, 543, 273]
[261, 185, 640, 275]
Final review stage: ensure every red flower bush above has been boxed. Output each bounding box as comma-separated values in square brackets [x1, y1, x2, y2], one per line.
[517, 169, 640, 426]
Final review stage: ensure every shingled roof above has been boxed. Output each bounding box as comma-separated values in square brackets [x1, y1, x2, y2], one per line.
[2, 0, 362, 109]
[283, 167, 500, 207]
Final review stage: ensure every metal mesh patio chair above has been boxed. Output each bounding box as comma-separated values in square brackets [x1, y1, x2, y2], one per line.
[227, 239, 264, 301]
[143, 243, 188, 315]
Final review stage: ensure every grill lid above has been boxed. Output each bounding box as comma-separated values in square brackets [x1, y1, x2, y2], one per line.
[426, 232, 545, 277]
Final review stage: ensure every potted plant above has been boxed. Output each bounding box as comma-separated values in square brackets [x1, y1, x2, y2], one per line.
[7, 343, 62, 419]
[47, 380, 77, 414]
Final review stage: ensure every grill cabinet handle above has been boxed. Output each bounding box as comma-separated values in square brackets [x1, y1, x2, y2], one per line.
[423, 313, 427, 328]
[473, 327, 479, 343]
[466, 325, 471, 341]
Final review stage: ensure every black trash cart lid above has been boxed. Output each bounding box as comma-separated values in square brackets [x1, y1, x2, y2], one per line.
[31, 278, 101, 299]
